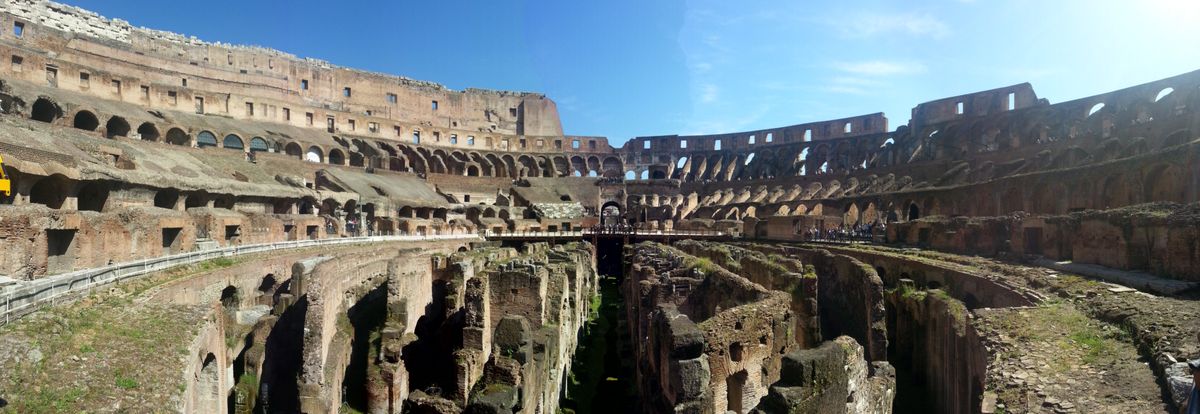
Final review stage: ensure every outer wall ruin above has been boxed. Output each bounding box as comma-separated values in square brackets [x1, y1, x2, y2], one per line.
[0, 1, 1195, 413]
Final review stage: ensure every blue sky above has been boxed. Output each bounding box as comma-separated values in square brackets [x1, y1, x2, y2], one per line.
[67, 0, 1200, 145]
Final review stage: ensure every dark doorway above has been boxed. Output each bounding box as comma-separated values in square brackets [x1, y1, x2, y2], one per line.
[1024, 227, 1043, 255]
[105, 116, 130, 138]
[31, 98, 60, 123]
[162, 227, 182, 253]
[76, 181, 109, 212]
[73, 111, 99, 131]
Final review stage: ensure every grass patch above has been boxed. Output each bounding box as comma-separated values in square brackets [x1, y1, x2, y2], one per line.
[0, 253, 268, 412]
[114, 375, 139, 389]
[691, 257, 721, 275]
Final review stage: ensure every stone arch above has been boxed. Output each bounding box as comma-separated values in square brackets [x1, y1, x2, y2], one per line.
[298, 196, 316, 215]
[166, 128, 190, 146]
[258, 274, 277, 292]
[488, 154, 508, 178]
[906, 200, 920, 221]
[306, 146, 324, 163]
[220, 285, 239, 309]
[30, 98, 61, 123]
[844, 203, 860, 225]
[570, 155, 587, 176]
[223, 134, 244, 151]
[349, 152, 365, 167]
[320, 198, 341, 216]
[792, 204, 808, 216]
[29, 174, 70, 209]
[388, 156, 406, 171]
[1100, 173, 1131, 209]
[328, 148, 346, 165]
[863, 202, 879, 223]
[431, 153, 450, 174]
[284, 142, 303, 158]
[1144, 164, 1185, 203]
[195, 353, 221, 413]
[196, 131, 218, 148]
[517, 155, 538, 177]
[808, 203, 824, 216]
[552, 156, 570, 177]
[602, 156, 623, 177]
[105, 116, 131, 138]
[137, 122, 159, 141]
[466, 165, 480, 176]
[72, 110, 99, 131]
[725, 369, 752, 414]
[249, 137, 269, 152]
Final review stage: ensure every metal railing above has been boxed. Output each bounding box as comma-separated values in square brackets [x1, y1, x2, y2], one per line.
[481, 228, 729, 238]
[1, 233, 478, 325]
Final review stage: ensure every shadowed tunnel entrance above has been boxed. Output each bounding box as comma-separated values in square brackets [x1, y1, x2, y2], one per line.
[559, 237, 636, 413]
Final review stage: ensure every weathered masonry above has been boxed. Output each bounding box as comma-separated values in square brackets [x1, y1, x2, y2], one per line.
[0, 1, 1196, 413]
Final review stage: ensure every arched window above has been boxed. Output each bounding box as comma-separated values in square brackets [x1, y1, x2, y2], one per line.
[105, 116, 130, 138]
[249, 137, 268, 152]
[305, 146, 323, 163]
[72, 111, 99, 131]
[223, 134, 244, 150]
[137, 122, 159, 141]
[31, 98, 60, 123]
[166, 128, 190, 146]
[284, 142, 302, 157]
[328, 148, 345, 165]
[196, 131, 217, 147]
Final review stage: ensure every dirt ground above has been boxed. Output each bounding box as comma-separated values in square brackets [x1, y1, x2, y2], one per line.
[824, 243, 1192, 413]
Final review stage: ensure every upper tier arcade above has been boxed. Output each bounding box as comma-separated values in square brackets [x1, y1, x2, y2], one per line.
[0, 0, 599, 149]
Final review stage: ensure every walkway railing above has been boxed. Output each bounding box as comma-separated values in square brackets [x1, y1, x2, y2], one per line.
[1, 233, 478, 325]
[481, 228, 729, 238]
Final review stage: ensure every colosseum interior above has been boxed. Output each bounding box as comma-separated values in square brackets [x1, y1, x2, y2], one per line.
[0, 1, 1197, 413]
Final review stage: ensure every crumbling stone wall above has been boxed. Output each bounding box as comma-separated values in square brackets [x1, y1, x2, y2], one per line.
[885, 282, 989, 414]
[753, 336, 895, 414]
[675, 240, 820, 348]
[624, 242, 795, 414]
[773, 247, 888, 362]
[886, 202, 1200, 282]
[374, 242, 598, 414]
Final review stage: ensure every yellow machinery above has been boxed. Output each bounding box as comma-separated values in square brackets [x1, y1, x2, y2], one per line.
[0, 154, 9, 196]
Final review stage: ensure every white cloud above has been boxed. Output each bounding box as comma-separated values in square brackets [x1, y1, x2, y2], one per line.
[823, 85, 868, 95]
[699, 83, 719, 103]
[833, 60, 927, 76]
[835, 12, 950, 39]
[680, 104, 771, 135]
[830, 76, 881, 86]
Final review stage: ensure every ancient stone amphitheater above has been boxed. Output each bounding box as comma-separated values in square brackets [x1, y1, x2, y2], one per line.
[0, 1, 1196, 413]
